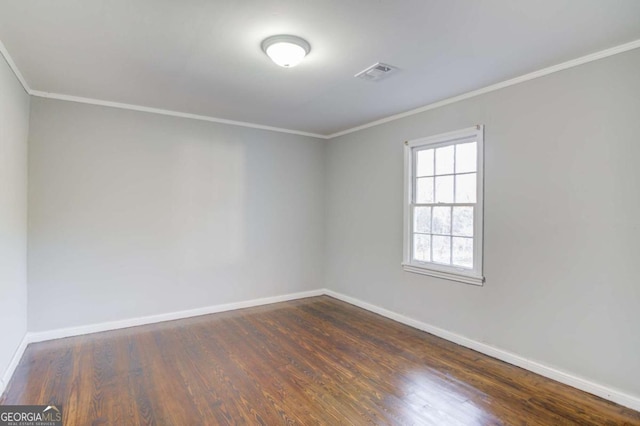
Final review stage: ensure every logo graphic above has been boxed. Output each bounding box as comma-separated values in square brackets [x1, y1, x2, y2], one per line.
[43, 406, 61, 416]
[0, 405, 63, 426]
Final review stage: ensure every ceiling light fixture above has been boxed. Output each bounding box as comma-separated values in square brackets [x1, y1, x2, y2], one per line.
[261, 35, 310, 68]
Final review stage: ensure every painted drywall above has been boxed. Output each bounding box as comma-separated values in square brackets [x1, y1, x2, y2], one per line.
[325, 48, 640, 398]
[28, 98, 324, 331]
[0, 56, 29, 387]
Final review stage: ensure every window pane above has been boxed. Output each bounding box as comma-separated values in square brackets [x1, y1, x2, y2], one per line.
[414, 207, 431, 233]
[416, 149, 434, 177]
[435, 145, 454, 175]
[432, 235, 451, 264]
[455, 173, 476, 203]
[413, 234, 431, 262]
[432, 206, 451, 235]
[452, 207, 473, 237]
[455, 142, 477, 173]
[416, 177, 434, 203]
[435, 175, 454, 203]
[452, 237, 473, 268]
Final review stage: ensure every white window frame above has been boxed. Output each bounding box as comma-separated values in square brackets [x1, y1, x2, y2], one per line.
[402, 125, 485, 286]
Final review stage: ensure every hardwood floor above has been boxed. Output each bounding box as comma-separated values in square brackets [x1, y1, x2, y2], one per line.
[2, 296, 639, 425]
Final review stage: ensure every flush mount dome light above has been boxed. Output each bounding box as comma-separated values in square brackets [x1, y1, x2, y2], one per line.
[261, 35, 310, 68]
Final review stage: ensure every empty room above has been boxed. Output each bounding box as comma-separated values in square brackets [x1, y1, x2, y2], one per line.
[1, 1, 639, 424]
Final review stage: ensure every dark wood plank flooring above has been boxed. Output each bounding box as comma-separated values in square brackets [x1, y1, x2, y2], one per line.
[1, 296, 639, 425]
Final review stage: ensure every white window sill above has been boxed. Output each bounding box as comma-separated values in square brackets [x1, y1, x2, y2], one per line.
[402, 263, 485, 286]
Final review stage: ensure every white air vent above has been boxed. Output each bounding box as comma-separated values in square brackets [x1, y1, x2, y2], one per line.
[354, 62, 398, 82]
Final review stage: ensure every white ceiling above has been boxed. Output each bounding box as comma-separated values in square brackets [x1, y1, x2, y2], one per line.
[1, 0, 639, 136]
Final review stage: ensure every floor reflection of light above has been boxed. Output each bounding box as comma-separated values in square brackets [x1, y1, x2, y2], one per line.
[399, 369, 494, 425]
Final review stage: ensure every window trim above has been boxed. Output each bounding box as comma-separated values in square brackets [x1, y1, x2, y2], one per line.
[402, 125, 485, 286]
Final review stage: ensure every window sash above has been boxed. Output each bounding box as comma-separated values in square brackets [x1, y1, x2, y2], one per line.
[410, 205, 475, 269]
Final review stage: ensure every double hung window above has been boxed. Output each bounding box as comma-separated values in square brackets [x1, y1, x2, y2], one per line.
[402, 126, 485, 285]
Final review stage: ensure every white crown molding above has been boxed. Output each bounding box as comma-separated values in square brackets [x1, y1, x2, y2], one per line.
[29, 90, 328, 139]
[327, 38, 640, 138]
[0, 37, 327, 139]
[0, 38, 30, 94]
[323, 289, 640, 412]
[1, 36, 640, 140]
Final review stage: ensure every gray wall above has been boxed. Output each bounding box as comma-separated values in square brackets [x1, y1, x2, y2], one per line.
[28, 98, 325, 331]
[325, 48, 640, 398]
[0, 57, 29, 387]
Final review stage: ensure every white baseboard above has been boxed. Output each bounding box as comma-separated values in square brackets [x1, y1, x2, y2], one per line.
[323, 289, 640, 412]
[0, 333, 30, 397]
[27, 289, 324, 343]
[4, 287, 639, 413]
[3, 290, 322, 397]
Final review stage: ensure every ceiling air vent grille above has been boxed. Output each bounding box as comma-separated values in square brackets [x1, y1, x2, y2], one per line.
[354, 62, 398, 82]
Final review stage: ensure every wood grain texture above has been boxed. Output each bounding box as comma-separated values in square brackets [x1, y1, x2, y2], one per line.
[2, 296, 639, 425]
